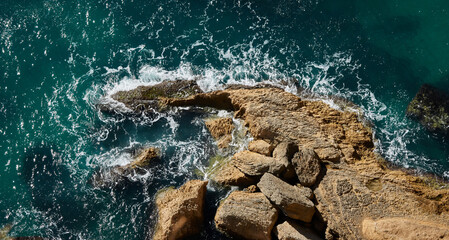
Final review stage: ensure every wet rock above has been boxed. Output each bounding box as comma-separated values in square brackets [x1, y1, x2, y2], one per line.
[248, 140, 274, 156]
[205, 117, 234, 149]
[406, 84, 449, 134]
[292, 148, 322, 187]
[232, 150, 286, 177]
[154, 180, 208, 240]
[257, 173, 315, 223]
[362, 217, 449, 240]
[274, 221, 323, 240]
[215, 191, 278, 240]
[89, 147, 160, 189]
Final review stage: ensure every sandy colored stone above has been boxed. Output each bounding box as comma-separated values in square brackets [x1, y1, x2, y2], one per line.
[258, 173, 315, 222]
[362, 217, 449, 240]
[232, 150, 286, 177]
[215, 191, 278, 240]
[211, 161, 257, 187]
[154, 180, 208, 240]
[292, 148, 322, 187]
[205, 117, 235, 149]
[248, 140, 274, 156]
[274, 221, 323, 240]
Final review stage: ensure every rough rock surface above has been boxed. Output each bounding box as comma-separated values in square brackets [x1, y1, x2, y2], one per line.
[362, 217, 449, 240]
[154, 180, 208, 240]
[232, 150, 286, 177]
[292, 148, 322, 187]
[113, 82, 449, 239]
[248, 140, 274, 156]
[90, 147, 160, 188]
[406, 84, 449, 134]
[215, 191, 278, 240]
[274, 221, 323, 240]
[205, 117, 234, 149]
[258, 173, 315, 222]
[211, 161, 256, 187]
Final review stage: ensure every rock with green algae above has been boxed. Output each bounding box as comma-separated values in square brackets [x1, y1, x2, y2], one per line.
[406, 84, 449, 134]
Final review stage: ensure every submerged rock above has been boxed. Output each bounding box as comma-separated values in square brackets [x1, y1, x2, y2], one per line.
[154, 180, 208, 240]
[406, 84, 449, 134]
[89, 147, 160, 189]
[257, 173, 315, 223]
[215, 191, 278, 240]
[274, 221, 323, 240]
[205, 117, 235, 149]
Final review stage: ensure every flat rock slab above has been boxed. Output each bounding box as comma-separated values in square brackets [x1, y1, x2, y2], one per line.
[292, 148, 322, 187]
[257, 173, 315, 222]
[211, 161, 257, 187]
[154, 180, 208, 240]
[248, 140, 274, 156]
[274, 221, 323, 240]
[232, 150, 286, 177]
[215, 191, 278, 240]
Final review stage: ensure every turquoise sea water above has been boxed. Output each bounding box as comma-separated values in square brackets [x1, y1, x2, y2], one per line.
[1, 0, 449, 238]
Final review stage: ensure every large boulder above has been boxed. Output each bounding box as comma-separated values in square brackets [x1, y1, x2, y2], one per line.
[257, 173, 315, 223]
[232, 150, 287, 177]
[154, 180, 208, 240]
[406, 84, 449, 134]
[274, 221, 323, 240]
[291, 148, 322, 187]
[215, 191, 278, 240]
[362, 217, 449, 240]
[248, 140, 274, 156]
[205, 117, 235, 149]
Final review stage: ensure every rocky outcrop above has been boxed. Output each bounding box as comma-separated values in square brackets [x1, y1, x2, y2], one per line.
[205, 117, 234, 149]
[274, 221, 322, 240]
[248, 140, 274, 156]
[362, 217, 449, 240]
[292, 148, 322, 187]
[406, 84, 449, 134]
[89, 147, 160, 189]
[258, 173, 315, 222]
[154, 180, 208, 240]
[214, 191, 278, 240]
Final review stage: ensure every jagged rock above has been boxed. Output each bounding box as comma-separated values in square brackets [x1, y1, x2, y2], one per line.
[232, 150, 286, 177]
[257, 173, 315, 222]
[215, 191, 278, 240]
[205, 118, 234, 149]
[292, 148, 322, 187]
[274, 221, 323, 240]
[248, 140, 274, 156]
[362, 217, 449, 240]
[406, 84, 449, 134]
[211, 161, 257, 187]
[154, 180, 208, 240]
[89, 147, 160, 189]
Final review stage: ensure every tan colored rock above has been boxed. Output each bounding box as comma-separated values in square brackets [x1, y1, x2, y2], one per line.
[292, 148, 322, 187]
[257, 173, 315, 222]
[205, 117, 235, 149]
[296, 184, 314, 200]
[274, 221, 323, 240]
[362, 218, 449, 240]
[248, 140, 274, 156]
[273, 142, 298, 179]
[232, 150, 286, 177]
[129, 147, 160, 168]
[211, 162, 257, 187]
[154, 180, 208, 240]
[215, 191, 278, 240]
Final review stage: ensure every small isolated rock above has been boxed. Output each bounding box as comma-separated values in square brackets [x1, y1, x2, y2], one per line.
[257, 173, 315, 222]
[232, 151, 287, 177]
[130, 147, 160, 168]
[215, 191, 278, 240]
[154, 180, 208, 240]
[362, 217, 449, 240]
[292, 149, 322, 187]
[248, 140, 274, 156]
[274, 221, 323, 240]
[205, 118, 235, 149]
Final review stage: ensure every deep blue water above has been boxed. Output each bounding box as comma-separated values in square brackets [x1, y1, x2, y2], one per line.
[1, 0, 449, 239]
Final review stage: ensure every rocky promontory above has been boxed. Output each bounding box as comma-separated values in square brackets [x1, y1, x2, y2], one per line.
[102, 80, 449, 240]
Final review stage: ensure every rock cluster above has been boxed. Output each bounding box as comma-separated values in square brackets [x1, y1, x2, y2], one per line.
[105, 81, 449, 240]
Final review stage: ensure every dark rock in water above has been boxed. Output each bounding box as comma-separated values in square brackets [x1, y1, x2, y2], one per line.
[153, 180, 208, 240]
[89, 147, 160, 189]
[102, 80, 203, 113]
[406, 84, 449, 134]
